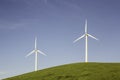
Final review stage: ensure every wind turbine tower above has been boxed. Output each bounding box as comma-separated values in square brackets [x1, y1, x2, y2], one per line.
[73, 19, 98, 63]
[26, 37, 46, 71]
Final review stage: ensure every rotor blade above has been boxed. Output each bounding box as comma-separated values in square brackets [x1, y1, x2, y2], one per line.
[73, 34, 85, 43]
[85, 19, 87, 33]
[35, 37, 37, 49]
[26, 50, 35, 57]
[38, 50, 47, 56]
[88, 34, 98, 40]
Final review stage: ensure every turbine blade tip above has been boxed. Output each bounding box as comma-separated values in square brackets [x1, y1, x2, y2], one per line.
[73, 41, 76, 43]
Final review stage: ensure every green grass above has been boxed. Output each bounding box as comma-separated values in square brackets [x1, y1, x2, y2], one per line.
[4, 63, 120, 80]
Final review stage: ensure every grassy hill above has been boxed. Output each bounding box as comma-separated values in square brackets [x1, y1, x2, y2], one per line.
[4, 63, 120, 80]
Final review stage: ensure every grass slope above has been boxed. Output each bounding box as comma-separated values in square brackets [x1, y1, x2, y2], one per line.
[4, 63, 120, 80]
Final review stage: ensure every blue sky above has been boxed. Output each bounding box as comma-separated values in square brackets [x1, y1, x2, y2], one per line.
[0, 0, 120, 79]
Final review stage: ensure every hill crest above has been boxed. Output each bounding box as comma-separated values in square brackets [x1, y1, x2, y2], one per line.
[4, 63, 120, 80]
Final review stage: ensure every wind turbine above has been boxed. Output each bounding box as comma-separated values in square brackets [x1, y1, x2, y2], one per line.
[73, 19, 98, 63]
[26, 37, 46, 71]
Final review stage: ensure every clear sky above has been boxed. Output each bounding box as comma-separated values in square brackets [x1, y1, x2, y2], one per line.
[0, 0, 120, 79]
